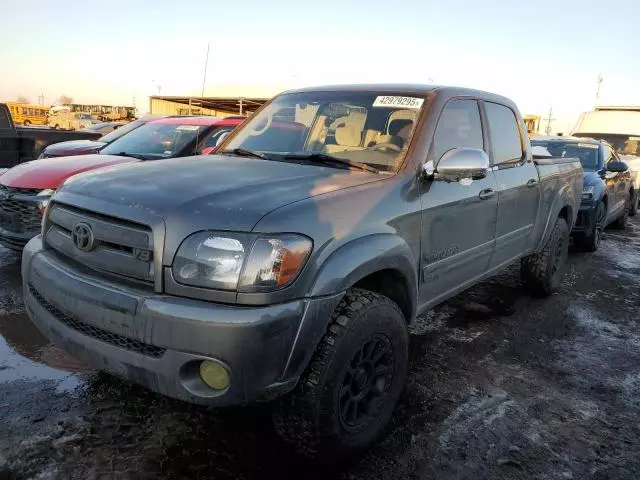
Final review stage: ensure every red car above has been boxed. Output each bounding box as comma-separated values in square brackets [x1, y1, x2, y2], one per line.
[37, 116, 163, 159]
[0, 116, 242, 249]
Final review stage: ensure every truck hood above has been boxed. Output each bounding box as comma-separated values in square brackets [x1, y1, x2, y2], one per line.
[42, 140, 107, 157]
[58, 155, 382, 231]
[0, 154, 137, 190]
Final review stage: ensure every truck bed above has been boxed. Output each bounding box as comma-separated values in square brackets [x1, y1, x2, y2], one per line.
[533, 156, 583, 233]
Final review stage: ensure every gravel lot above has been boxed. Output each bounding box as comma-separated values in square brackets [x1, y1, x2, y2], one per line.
[1, 219, 639, 480]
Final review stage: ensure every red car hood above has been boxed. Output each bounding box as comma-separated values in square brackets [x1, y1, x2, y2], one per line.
[0, 154, 138, 190]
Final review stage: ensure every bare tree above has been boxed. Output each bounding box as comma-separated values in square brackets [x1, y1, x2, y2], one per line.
[58, 95, 73, 105]
[16, 96, 31, 104]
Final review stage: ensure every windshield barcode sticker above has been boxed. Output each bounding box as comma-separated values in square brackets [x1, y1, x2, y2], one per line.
[578, 143, 599, 149]
[176, 125, 200, 131]
[373, 96, 424, 109]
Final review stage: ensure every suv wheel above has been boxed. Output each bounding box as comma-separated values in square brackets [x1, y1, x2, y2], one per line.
[612, 196, 629, 229]
[628, 191, 638, 217]
[521, 216, 569, 296]
[579, 201, 606, 252]
[273, 288, 408, 461]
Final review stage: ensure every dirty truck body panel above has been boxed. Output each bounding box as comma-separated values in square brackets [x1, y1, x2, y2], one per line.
[23, 85, 581, 408]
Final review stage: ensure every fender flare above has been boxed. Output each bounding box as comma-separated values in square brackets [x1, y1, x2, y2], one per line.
[281, 234, 418, 381]
[535, 184, 576, 251]
[309, 233, 418, 314]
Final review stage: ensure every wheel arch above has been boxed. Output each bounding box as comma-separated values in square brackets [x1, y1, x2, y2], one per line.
[281, 234, 417, 382]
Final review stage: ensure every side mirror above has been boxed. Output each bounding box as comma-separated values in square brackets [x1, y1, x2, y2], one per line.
[606, 161, 629, 173]
[424, 148, 490, 181]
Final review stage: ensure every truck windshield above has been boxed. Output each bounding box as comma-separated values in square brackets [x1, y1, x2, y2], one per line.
[573, 133, 640, 157]
[531, 140, 600, 170]
[222, 91, 425, 172]
[100, 122, 207, 160]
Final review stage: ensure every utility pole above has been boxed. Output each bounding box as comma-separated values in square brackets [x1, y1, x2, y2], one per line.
[544, 107, 556, 135]
[37, 93, 45, 106]
[596, 73, 603, 103]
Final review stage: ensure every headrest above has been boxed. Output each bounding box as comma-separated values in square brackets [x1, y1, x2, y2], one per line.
[335, 123, 362, 146]
[389, 119, 414, 136]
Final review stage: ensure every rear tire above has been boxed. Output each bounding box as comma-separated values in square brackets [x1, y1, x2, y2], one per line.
[521, 216, 569, 297]
[612, 195, 629, 229]
[273, 288, 408, 461]
[629, 190, 638, 217]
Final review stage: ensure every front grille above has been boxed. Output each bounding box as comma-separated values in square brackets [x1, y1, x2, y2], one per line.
[45, 202, 154, 283]
[29, 284, 165, 358]
[0, 185, 42, 233]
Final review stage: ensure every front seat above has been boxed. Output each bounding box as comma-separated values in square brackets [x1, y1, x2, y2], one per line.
[324, 123, 363, 154]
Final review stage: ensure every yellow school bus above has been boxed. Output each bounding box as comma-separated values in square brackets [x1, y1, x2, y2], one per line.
[6, 103, 49, 126]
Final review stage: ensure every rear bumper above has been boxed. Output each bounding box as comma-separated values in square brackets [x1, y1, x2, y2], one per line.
[22, 236, 341, 406]
[571, 204, 597, 236]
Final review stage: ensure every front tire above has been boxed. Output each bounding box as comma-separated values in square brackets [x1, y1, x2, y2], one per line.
[273, 288, 408, 461]
[521, 216, 569, 297]
[579, 201, 606, 252]
[23, 120, 31, 126]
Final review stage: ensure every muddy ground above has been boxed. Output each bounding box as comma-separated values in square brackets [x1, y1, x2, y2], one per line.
[1, 219, 639, 480]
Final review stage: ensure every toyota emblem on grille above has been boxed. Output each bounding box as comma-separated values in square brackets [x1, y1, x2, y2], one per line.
[72, 222, 95, 251]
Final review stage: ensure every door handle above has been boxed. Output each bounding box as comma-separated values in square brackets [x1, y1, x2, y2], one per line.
[479, 188, 495, 200]
[526, 179, 538, 188]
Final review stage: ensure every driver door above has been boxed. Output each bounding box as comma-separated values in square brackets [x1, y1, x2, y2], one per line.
[604, 145, 630, 221]
[418, 99, 498, 309]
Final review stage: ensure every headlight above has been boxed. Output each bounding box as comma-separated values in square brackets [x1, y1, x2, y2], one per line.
[37, 189, 55, 213]
[582, 185, 595, 201]
[172, 232, 312, 292]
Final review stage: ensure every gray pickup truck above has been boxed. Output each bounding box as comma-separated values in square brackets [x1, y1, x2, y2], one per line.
[22, 85, 582, 459]
[0, 103, 101, 169]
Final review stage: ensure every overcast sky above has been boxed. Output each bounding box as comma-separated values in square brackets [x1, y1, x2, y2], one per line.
[1, 0, 638, 131]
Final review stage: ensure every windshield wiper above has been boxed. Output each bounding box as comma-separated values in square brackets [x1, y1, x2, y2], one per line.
[283, 153, 378, 173]
[223, 148, 268, 160]
[115, 152, 147, 160]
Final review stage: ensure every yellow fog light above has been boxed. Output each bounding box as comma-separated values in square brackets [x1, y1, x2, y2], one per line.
[199, 360, 230, 390]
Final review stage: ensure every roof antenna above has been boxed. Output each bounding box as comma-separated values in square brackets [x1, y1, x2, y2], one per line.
[194, 44, 210, 152]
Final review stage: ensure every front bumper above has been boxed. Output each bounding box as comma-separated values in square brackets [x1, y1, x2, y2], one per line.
[571, 204, 597, 236]
[0, 226, 37, 250]
[22, 236, 340, 406]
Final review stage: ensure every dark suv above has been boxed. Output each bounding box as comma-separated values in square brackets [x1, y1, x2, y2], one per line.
[532, 136, 633, 251]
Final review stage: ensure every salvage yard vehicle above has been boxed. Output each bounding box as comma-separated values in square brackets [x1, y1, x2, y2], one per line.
[532, 136, 632, 251]
[0, 116, 242, 249]
[22, 84, 582, 460]
[47, 111, 93, 130]
[0, 103, 102, 168]
[38, 116, 163, 159]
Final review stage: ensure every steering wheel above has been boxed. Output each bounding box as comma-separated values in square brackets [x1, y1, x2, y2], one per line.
[248, 113, 273, 137]
[371, 142, 402, 152]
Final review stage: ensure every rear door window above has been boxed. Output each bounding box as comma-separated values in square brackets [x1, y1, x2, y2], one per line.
[485, 102, 524, 165]
[431, 99, 484, 163]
